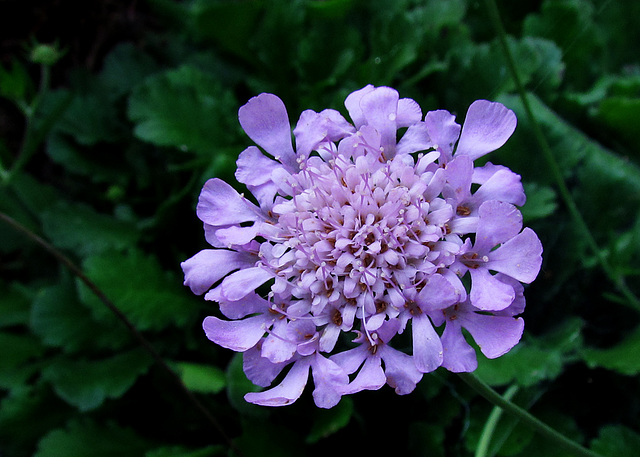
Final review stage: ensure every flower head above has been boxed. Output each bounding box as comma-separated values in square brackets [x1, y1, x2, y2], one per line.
[182, 85, 542, 408]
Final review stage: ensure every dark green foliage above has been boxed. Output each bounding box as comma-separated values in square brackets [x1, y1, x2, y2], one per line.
[1, 0, 640, 456]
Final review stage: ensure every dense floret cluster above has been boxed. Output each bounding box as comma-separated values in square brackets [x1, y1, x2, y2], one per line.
[182, 85, 542, 407]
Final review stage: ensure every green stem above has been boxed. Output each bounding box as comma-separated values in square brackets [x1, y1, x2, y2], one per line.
[459, 373, 602, 457]
[483, 0, 640, 312]
[475, 384, 519, 457]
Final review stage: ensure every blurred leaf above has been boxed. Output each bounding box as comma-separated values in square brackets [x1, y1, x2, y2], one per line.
[31, 280, 131, 353]
[0, 59, 33, 104]
[582, 325, 640, 375]
[590, 425, 640, 456]
[173, 361, 226, 395]
[34, 419, 149, 457]
[99, 43, 159, 98]
[41, 202, 140, 257]
[523, 0, 603, 89]
[146, 445, 225, 457]
[78, 249, 199, 332]
[521, 182, 558, 222]
[306, 396, 353, 444]
[52, 89, 127, 146]
[225, 353, 267, 419]
[128, 65, 238, 155]
[42, 348, 152, 411]
[0, 386, 68, 457]
[0, 332, 44, 390]
[0, 281, 30, 328]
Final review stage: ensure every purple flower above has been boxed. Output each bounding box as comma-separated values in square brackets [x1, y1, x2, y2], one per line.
[182, 85, 543, 408]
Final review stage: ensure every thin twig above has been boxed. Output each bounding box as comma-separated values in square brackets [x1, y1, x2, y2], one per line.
[0, 210, 243, 456]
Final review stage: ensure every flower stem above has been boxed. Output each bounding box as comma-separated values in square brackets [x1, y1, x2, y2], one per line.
[483, 0, 640, 312]
[458, 373, 602, 457]
[475, 384, 519, 457]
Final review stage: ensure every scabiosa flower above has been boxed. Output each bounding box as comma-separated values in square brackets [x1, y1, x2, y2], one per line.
[182, 85, 543, 408]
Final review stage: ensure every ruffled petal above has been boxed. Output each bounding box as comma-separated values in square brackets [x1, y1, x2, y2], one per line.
[344, 84, 374, 128]
[238, 93, 297, 170]
[472, 166, 526, 207]
[396, 122, 432, 155]
[469, 267, 516, 311]
[203, 315, 267, 351]
[181, 249, 255, 295]
[341, 354, 386, 394]
[244, 359, 311, 406]
[359, 86, 401, 155]
[293, 109, 355, 157]
[456, 100, 516, 160]
[441, 319, 478, 372]
[396, 97, 423, 127]
[416, 273, 460, 311]
[487, 228, 543, 283]
[380, 345, 423, 395]
[197, 178, 262, 226]
[311, 354, 349, 408]
[459, 313, 524, 359]
[243, 346, 287, 387]
[411, 313, 443, 373]
[235, 146, 283, 208]
[474, 201, 523, 253]
[424, 109, 461, 161]
[219, 266, 273, 301]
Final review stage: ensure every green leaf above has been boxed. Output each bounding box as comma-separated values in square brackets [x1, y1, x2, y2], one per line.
[225, 353, 268, 419]
[99, 43, 159, 98]
[42, 348, 152, 411]
[0, 386, 69, 457]
[128, 65, 238, 155]
[31, 280, 131, 353]
[590, 425, 640, 457]
[0, 281, 31, 328]
[78, 249, 199, 332]
[41, 201, 140, 257]
[34, 419, 149, 457]
[521, 182, 558, 222]
[0, 332, 44, 390]
[306, 396, 353, 444]
[582, 325, 640, 375]
[0, 59, 33, 104]
[173, 361, 226, 395]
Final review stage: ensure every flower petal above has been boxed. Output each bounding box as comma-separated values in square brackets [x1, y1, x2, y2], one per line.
[238, 93, 297, 170]
[380, 345, 423, 395]
[243, 346, 287, 387]
[475, 201, 523, 253]
[293, 109, 355, 157]
[244, 359, 311, 406]
[469, 267, 516, 311]
[411, 313, 443, 373]
[203, 315, 267, 351]
[181, 249, 255, 295]
[441, 319, 478, 372]
[488, 228, 543, 283]
[220, 266, 273, 302]
[459, 313, 524, 359]
[424, 109, 461, 161]
[235, 146, 282, 208]
[456, 100, 516, 160]
[344, 84, 374, 128]
[359, 86, 400, 155]
[197, 178, 262, 226]
[311, 354, 349, 408]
